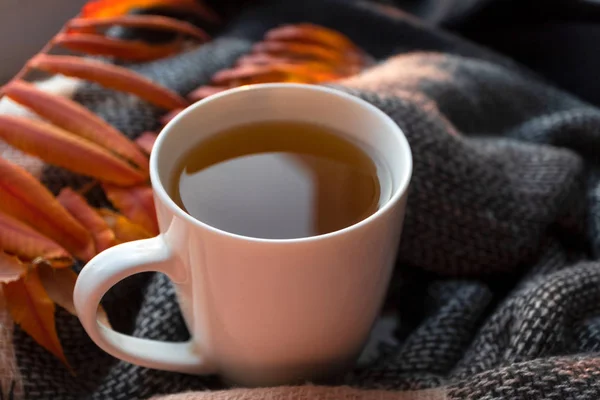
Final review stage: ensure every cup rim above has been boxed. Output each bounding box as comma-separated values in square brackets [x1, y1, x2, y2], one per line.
[150, 83, 412, 244]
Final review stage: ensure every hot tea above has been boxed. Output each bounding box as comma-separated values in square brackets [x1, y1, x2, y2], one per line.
[170, 120, 391, 239]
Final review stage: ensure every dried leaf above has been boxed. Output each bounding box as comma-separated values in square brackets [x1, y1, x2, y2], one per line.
[3, 80, 148, 171]
[67, 15, 210, 42]
[81, 0, 219, 23]
[236, 53, 362, 75]
[0, 158, 94, 261]
[211, 64, 340, 86]
[0, 115, 147, 186]
[30, 55, 189, 110]
[3, 268, 70, 368]
[0, 211, 72, 268]
[98, 209, 151, 242]
[103, 184, 158, 235]
[38, 265, 111, 328]
[0, 253, 26, 283]
[54, 33, 183, 62]
[188, 23, 368, 104]
[265, 24, 359, 53]
[252, 41, 347, 64]
[135, 131, 158, 155]
[57, 188, 116, 254]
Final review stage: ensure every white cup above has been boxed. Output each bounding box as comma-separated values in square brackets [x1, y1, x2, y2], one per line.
[74, 83, 412, 387]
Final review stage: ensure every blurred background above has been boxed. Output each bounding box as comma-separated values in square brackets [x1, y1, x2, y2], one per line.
[0, 0, 87, 83]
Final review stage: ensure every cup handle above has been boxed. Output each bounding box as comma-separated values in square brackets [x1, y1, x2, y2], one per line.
[74, 236, 216, 375]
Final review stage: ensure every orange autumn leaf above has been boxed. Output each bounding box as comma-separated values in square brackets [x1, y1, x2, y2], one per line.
[38, 265, 111, 328]
[80, 0, 219, 23]
[0, 115, 147, 186]
[30, 55, 189, 111]
[135, 131, 158, 155]
[0, 253, 27, 284]
[188, 22, 369, 103]
[251, 41, 348, 65]
[0, 158, 94, 261]
[0, 211, 73, 268]
[57, 188, 116, 254]
[265, 24, 360, 53]
[3, 80, 149, 172]
[98, 209, 151, 243]
[188, 19, 371, 102]
[3, 268, 70, 368]
[67, 15, 210, 42]
[54, 33, 183, 62]
[236, 53, 362, 76]
[211, 64, 340, 86]
[103, 184, 158, 235]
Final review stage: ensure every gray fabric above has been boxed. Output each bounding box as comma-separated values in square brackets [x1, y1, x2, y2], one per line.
[13, 0, 600, 398]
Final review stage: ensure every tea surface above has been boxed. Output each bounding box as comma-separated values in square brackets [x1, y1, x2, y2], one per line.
[170, 120, 390, 239]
